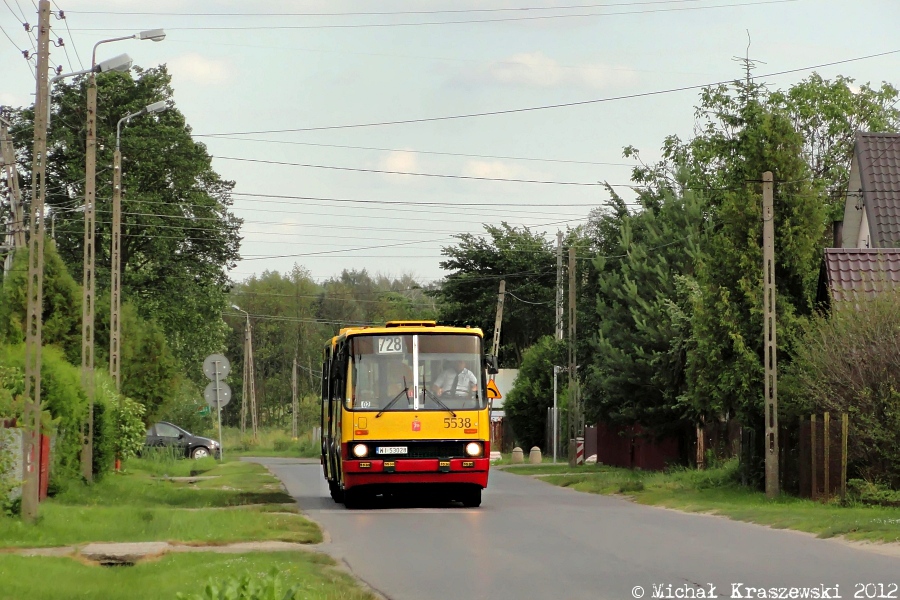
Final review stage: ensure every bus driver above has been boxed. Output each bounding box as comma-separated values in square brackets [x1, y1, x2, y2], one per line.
[434, 360, 477, 398]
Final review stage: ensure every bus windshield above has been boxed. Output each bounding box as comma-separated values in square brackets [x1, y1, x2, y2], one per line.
[348, 333, 485, 412]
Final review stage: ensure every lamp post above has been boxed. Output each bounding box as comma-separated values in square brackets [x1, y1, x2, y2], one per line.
[110, 101, 168, 394]
[232, 304, 258, 439]
[81, 29, 164, 480]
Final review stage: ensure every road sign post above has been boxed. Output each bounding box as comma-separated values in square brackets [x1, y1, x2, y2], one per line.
[203, 354, 230, 461]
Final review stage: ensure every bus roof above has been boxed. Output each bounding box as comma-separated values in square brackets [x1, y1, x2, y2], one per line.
[329, 322, 484, 345]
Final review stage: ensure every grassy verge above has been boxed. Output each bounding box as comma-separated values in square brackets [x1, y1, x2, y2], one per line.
[0, 459, 320, 548]
[506, 460, 900, 543]
[0, 552, 376, 600]
[222, 427, 320, 458]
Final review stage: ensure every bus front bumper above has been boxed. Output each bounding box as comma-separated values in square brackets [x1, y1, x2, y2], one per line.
[343, 458, 489, 488]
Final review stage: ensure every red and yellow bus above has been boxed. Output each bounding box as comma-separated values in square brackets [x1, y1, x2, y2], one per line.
[321, 320, 495, 508]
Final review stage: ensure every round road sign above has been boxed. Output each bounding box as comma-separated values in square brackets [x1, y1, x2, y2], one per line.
[203, 354, 230, 380]
[204, 382, 232, 408]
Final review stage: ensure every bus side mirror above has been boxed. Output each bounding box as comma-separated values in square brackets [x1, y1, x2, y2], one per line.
[484, 354, 498, 375]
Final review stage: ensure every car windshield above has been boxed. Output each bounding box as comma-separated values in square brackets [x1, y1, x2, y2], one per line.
[348, 333, 485, 412]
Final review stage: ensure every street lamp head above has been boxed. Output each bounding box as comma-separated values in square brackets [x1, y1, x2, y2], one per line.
[231, 304, 241, 311]
[145, 100, 167, 115]
[96, 53, 133, 73]
[138, 29, 166, 42]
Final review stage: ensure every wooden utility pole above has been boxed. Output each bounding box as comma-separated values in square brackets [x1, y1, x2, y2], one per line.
[556, 231, 564, 340]
[291, 355, 298, 439]
[568, 246, 580, 440]
[22, 0, 52, 522]
[80, 71, 98, 480]
[762, 171, 779, 498]
[491, 280, 505, 362]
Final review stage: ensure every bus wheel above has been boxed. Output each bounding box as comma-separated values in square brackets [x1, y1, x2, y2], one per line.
[461, 487, 482, 508]
[329, 481, 344, 503]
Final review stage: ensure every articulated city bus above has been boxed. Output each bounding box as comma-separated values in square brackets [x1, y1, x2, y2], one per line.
[321, 320, 496, 508]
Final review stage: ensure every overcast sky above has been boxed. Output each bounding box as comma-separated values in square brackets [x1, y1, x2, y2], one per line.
[2, 0, 899, 286]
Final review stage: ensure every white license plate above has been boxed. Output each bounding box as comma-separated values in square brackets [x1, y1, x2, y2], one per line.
[377, 446, 407, 455]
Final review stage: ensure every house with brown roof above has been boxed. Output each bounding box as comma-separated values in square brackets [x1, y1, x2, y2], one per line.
[819, 132, 900, 305]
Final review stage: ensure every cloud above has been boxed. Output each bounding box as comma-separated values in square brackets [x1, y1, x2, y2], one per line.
[0, 92, 30, 109]
[462, 160, 520, 180]
[472, 52, 638, 90]
[167, 53, 232, 85]
[376, 151, 420, 184]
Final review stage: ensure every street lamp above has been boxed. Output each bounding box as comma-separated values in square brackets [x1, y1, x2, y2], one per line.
[109, 100, 168, 395]
[232, 304, 257, 439]
[81, 29, 164, 481]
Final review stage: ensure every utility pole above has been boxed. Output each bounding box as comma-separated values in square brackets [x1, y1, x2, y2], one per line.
[556, 231, 563, 340]
[109, 144, 122, 391]
[22, 0, 51, 523]
[568, 246, 580, 441]
[291, 355, 298, 439]
[240, 317, 249, 435]
[80, 67, 98, 480]
[762, 171, 779, 498]
[248, 323, 258, 439]
[491, 279, 505, 363]
[1, 113, 26, 278]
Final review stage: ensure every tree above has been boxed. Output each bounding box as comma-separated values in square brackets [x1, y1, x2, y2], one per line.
[582, 185, 705, 436]
[769, 74, 900, 219]
[435, 223, 558, 367]
[505, 335, 566, 451]
[0, 241, 82, 364]
[8, 65, 242, 376]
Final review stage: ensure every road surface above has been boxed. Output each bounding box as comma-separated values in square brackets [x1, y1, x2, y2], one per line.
[259, 459, 900, 600]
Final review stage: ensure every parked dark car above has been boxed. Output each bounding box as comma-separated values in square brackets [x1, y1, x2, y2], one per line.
[144, 422, 221, 459]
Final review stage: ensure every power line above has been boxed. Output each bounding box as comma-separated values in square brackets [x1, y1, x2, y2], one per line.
[68, 0, 799, 31]
[195, 49, 900, 136]
[63, 0, 727, 17]
[215, 155, 606, 186]
[194, 135, 634, 168]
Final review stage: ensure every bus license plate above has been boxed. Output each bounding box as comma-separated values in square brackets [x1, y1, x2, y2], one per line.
[377, 446, 407, 455]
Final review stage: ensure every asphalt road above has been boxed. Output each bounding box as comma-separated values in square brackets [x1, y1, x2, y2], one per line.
[259, 459, 900, 600]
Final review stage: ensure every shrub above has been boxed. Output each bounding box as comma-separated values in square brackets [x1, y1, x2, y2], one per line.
[786, 290, 900, 487]
[115, 394, 147, 462]
[0, 427, 20, 514]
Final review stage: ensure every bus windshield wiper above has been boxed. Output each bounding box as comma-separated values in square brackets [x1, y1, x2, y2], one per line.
[376, 377, 409, 418]
[422, 386, 457, 417]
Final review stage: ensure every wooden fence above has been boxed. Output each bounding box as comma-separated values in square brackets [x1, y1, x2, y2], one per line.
[797, 412, 849, 501]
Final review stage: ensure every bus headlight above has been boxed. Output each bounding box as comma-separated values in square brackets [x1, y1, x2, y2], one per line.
[465, 442, 482, 457]
[352, 444, 368, 458]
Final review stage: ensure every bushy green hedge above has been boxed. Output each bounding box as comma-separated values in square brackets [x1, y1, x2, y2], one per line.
[0, 344, 88, 491]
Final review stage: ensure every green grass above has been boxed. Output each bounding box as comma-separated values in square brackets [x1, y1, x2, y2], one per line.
[509, 460, 900, 543]
[52, 460, 295, 508]
[0, 458, 320, 548]
[0, 552, 377, 600]
[222, 427, 321, 458]
[0, 504, 320, 547]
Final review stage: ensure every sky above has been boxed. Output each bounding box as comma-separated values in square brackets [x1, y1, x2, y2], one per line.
[2, 0, 899, 287]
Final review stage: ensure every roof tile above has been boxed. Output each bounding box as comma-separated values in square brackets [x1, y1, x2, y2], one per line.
[824, 248, 900, 302]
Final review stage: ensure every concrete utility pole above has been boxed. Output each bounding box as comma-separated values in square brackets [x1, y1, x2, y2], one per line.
[1, 113, 26, 276]
[556, 231, 564, 340]
[109, 144, 122, 390]
[491, 280, 505, 364]
[568, 247, 580, 441]
[762, 171, 779, 498]
[291, 355, 298, 439]
[80, 68, 98, 480]
[22, 0, 51, 523]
